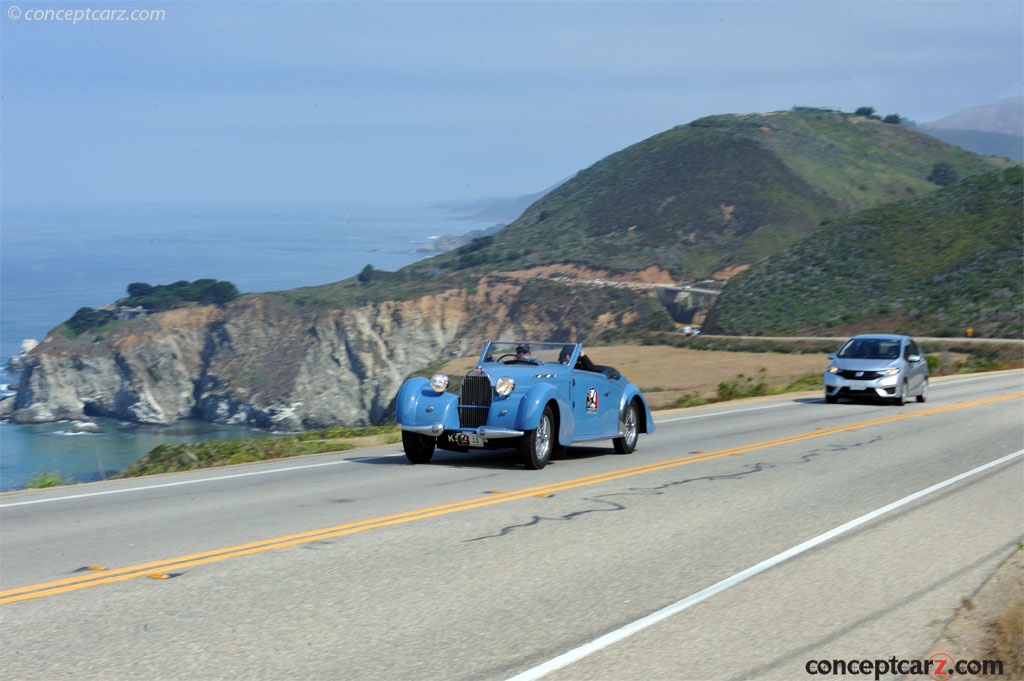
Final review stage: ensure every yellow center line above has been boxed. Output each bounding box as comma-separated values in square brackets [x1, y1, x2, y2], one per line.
[3, 391, 1020, 605]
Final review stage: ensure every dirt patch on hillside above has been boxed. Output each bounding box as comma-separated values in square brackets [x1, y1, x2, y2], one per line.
[711, 263, 750, 281]
[499, 264, 677, 285]
[441, 344, 828, 408]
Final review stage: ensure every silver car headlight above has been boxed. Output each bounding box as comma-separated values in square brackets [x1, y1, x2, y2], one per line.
[494, 376, 515, 397]
[827, 365, 839, 374]
[879, 367, 900, 376]
[429, 372, 449, 394]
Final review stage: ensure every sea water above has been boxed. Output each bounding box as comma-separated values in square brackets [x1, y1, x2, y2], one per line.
[0, 201, 496, 491]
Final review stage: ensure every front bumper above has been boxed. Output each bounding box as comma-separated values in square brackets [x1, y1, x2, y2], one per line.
[824, 374, 900, 399]
[401, 424, 524, 440]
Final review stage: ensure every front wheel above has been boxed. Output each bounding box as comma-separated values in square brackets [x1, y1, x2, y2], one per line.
[402, 431, 436, 464]
[613, 401, 639, 454]
[916, 379, 928, 403]
[894, 380, 908, 406]
[520, 405, 554, 470]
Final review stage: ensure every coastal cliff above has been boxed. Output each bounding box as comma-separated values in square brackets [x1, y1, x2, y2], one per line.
[3, 275, 666, 429]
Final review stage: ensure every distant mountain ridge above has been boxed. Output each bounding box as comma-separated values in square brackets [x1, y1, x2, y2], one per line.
[922, 96, 1023, 135]
[437, 186, 557, 224]
[919, 96, 1023, 161]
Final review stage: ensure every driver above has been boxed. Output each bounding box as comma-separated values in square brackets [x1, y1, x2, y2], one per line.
[515, 344, 536, 361]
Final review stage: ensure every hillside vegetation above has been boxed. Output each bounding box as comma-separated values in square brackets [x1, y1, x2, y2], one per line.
[706, 167, 1024, 337]
[409, 110, 1009, 283]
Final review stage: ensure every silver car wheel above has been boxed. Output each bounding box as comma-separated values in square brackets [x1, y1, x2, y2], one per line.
[521, 406, 554, 469]
[624, 406, 638, 445]
[895, 380, 908, 406]
[614, 402, 639, 454]
[536, 413, 552, 458]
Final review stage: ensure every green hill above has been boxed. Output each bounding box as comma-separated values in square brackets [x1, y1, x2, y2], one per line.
[412, 109, 1009, 282]
[704, 166, 1024, 338]
[62, 109, 1019, 343]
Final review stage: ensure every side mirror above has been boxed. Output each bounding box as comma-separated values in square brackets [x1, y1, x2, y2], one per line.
[907, 354, 922, 363]
[827, 353, 836, 360]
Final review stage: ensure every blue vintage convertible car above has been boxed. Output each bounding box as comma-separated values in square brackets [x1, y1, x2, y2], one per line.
[396, 341, 655, 469]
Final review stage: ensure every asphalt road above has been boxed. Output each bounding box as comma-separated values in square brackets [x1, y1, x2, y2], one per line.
[1, 371, 1021, 681]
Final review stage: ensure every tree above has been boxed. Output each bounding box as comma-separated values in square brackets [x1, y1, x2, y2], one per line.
[123, 278, 240, 309]
[127, 282, 155, 297]
[357, 264, 375, 284]
[883, 114, 902, 124]
[854, 106, 876, 118]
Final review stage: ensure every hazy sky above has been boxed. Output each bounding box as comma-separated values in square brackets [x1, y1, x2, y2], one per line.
[2, 0, 1021, 205]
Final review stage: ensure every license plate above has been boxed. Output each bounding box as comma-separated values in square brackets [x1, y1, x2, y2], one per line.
[848, 381, 867, 390]
[448, 432, 485, 447]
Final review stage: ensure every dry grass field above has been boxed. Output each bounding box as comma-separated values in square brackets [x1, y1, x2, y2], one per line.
[440, 344, 830, 408]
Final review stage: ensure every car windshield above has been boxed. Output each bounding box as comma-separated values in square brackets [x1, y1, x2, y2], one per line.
[480, 341, 577, 365]
[837, 338, 902, 360]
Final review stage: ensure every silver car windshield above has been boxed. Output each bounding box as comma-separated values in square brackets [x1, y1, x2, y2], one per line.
[837, 338, 902, 360]
[481, 341, 577, 365]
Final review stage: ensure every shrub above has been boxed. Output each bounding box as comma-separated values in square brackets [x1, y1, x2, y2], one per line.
[716, 370, 770, 401]
[66, 307, 111, 335]
[25, 470, 70, 488]
[928, 162, 959, 186]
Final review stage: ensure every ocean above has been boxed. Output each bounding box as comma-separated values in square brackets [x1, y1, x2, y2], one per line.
[0, 201, 495, 491]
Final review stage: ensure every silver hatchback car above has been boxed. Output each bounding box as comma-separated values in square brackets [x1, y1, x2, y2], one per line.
[824, 334, 929, 405]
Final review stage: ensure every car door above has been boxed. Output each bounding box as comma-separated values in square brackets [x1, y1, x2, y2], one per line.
[570, 367, 616, 440]
[904, 339, 927, 394]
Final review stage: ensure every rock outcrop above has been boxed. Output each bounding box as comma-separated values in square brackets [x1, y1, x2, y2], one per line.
[7, 339, 38, 371]
[5, 276, 662, 429]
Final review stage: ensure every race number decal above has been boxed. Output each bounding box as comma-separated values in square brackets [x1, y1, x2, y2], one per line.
[586, 387, 599, 413]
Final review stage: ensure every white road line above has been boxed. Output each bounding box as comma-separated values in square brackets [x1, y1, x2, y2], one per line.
[505, 449, 1024, 681]
[0, 455, 401, 508]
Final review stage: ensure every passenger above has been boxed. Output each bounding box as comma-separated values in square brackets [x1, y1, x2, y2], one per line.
[558, 345, 574, 365]
[561, 344, 596, 371]
[576, 347, 596, 372]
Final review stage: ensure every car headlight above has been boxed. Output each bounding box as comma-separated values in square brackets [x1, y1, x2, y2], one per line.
[429, 372, 449, 394]
[879, 367, 900, 376]
[827, 366, 839, 374]
[494, 376, 515, 397]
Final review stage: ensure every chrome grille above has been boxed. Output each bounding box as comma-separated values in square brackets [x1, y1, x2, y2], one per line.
[458, 374, 492, 428]
[838, 370, 881, 380]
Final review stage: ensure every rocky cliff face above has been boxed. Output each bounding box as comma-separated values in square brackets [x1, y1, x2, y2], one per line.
[3, 277, 655, 429]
